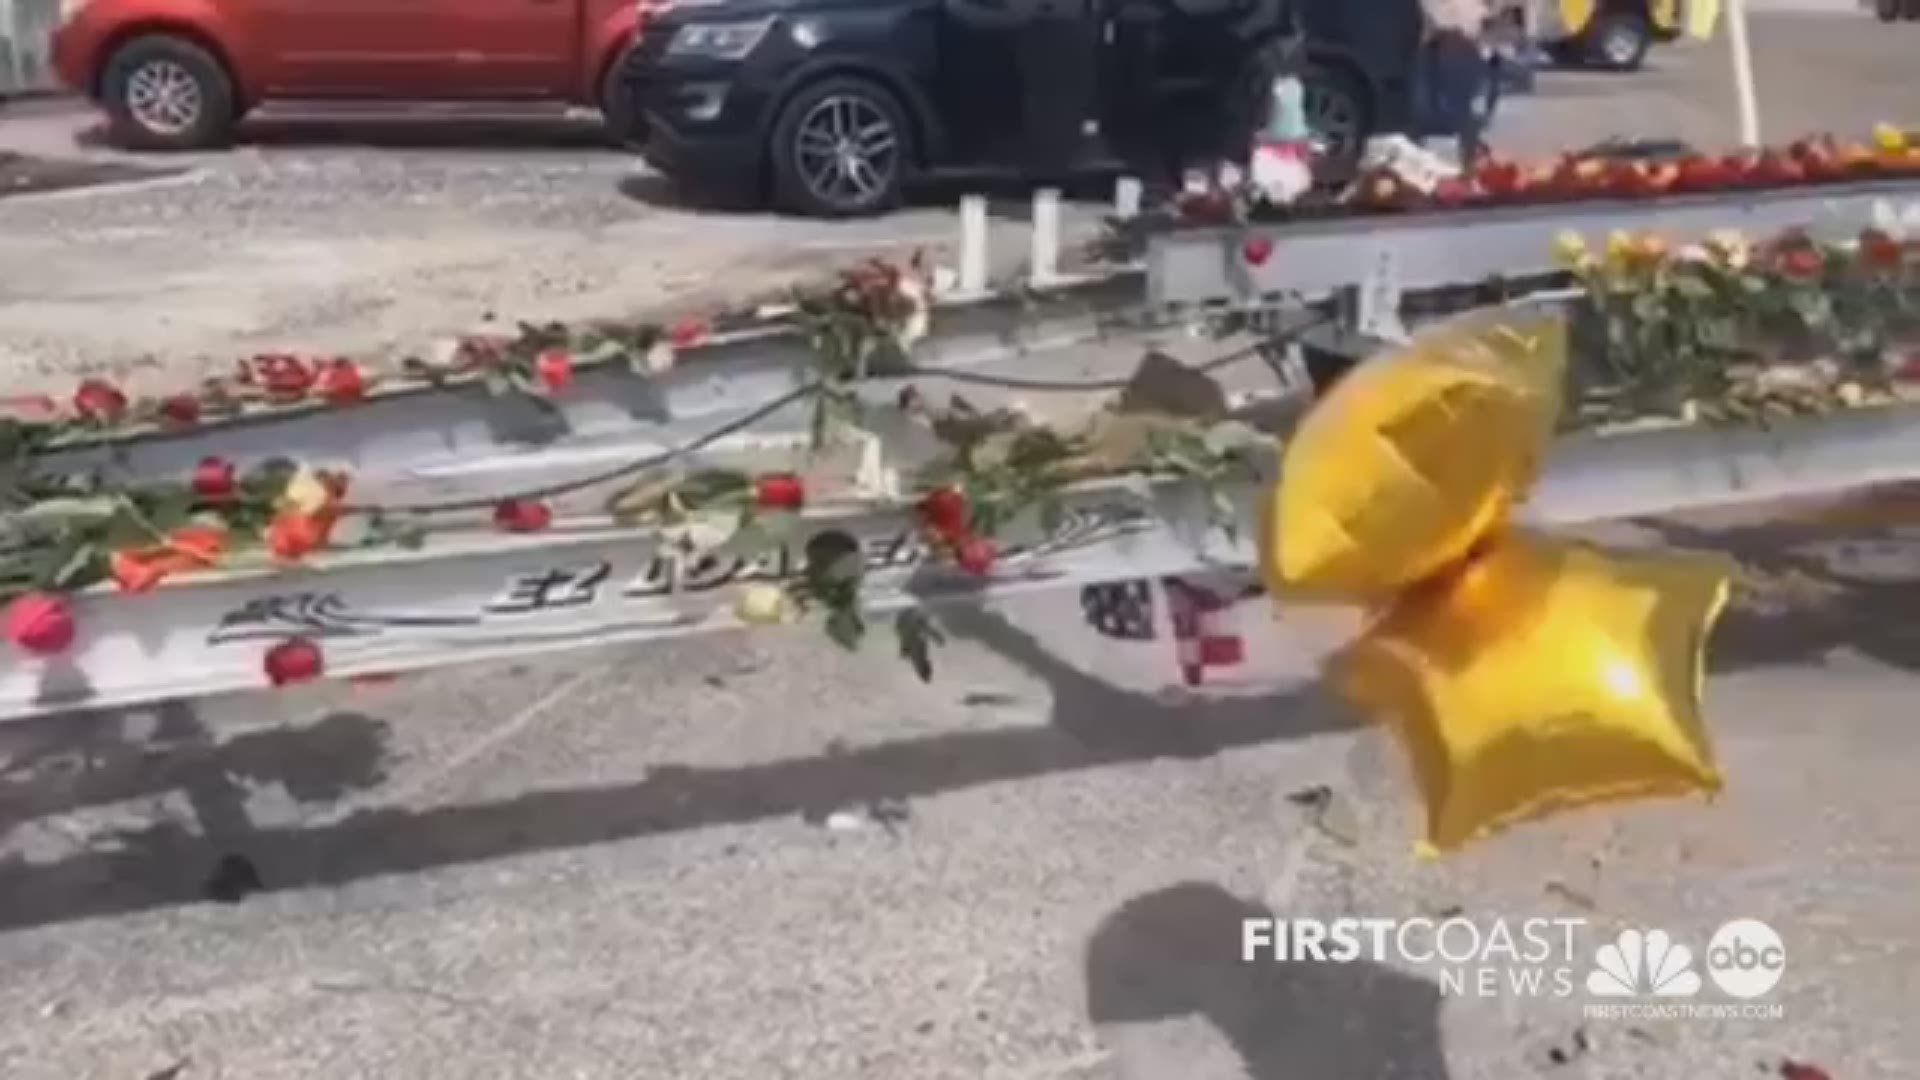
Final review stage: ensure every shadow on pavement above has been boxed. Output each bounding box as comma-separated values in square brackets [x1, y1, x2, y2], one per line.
[0, 703, 390, 920]
[615, 165, 1122, 219]
[0, 606, 1350, 933]
[1086, 883, 1452, 1080]
[1633, 514, 1920, 674]
[62, 113, 623, 153]
[0, 150, 185, 198]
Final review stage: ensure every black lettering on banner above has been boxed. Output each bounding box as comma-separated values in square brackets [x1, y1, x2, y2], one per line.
[486, 562, 611, 614]
[863, 530, 927, 572]
[623, 556, 675, 598]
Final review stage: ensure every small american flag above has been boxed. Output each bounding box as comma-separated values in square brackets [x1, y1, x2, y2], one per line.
[1163, 577, 1247, 687]
[1081, 577, 1251, 687]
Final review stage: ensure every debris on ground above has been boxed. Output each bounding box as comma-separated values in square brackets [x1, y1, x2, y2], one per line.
[806, 798, 913, 836]
[1779, 1061, 1833, 1080]
[202, 853, 264, 903]
[0, 151, 181, 199]
[1543, 1026, 1591, 1067]
[1285, 784, 1358, 846]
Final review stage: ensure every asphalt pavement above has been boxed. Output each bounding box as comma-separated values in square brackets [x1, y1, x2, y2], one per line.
[2, 502, 1919, 1079]
[2, 5, 1914, 389]
[4, 7, 1920, 1079]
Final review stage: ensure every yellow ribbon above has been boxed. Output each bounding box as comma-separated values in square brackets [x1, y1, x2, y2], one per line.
[1263, 307, 1732, 855]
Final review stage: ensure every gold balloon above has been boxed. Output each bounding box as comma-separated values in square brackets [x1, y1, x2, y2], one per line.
[1333, 532, 1731, 854]
[1266, 308, 1567, 602]
[1261, 305, 1735, 854]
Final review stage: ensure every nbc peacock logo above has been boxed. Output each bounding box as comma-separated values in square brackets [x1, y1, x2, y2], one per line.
[1585, 928, 1703, 998]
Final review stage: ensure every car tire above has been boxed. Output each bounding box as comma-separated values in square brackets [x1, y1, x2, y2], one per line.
[767, 75, 912, 218]
[599, 45, 644, 148]
[100, 34, 236, 151]
[1876, 0, 1899, 20]
[1297, 59, 1374, 183]
[1581, 11, 1652, 71]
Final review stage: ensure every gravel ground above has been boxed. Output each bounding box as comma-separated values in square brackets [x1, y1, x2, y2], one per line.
[1, 502, 1917, 1080]
[0, 106, 1108, 395]
[3, 8, 1915, 391]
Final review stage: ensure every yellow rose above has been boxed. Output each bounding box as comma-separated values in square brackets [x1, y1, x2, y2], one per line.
[733, 583, 792, 626]
[1705, 230, 1750, 271]
[1551, 231, 1591, 270]
[1603, 230, 1636, 272]
[1874, 123, 1908, 154]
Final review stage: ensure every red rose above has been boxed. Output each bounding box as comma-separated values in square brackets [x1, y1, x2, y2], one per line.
[191, 456, 237, 501]
[1431, 177, 1474, 206]
[1859, 228, 1903, 270]
[266, 510, 336, 561]
[754, 473, 806, 512]
[492, 498, 553, 533]
[252, 354, 317, 399]
[1241, 235, 1274, 267]
[535, 348, 574, 393]
[264, 637, 324, 687]
[1, 393, 60, 420]
[72, 378, 128, 423]
[167, 524, 228, 565]
[4, 592, 75, 656]
[668, 317, 710, 350]
[316, 358, 365, 403]
[158, 393, 202, 426]
[109, 550, 170, 593]
[954, 534, 997, 576]
[1777, 246, 1825, 281]
[916, 487, 969, 537]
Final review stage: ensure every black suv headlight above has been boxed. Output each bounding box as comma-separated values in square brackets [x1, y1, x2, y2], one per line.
[665, 16, 776, 60]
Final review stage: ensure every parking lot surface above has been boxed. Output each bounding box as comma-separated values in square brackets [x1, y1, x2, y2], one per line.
[2, 8, 1918, 1079]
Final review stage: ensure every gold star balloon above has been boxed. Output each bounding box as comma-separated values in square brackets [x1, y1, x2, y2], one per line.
[1330, 532, 1731, 855]
[1264, 305, 1734, 854]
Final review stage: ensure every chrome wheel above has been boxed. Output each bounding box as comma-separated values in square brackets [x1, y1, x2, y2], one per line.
[125, 59, 203, 135]
[791, 94, 899, 210]
[1600, 24, 1642, 66]
[1302, 78, 1361, 162]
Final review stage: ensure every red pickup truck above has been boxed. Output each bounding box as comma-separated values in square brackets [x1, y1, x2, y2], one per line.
[49, 0, 652, 150]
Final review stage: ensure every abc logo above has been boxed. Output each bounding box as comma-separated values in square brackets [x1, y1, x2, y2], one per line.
[1706, 919, 1785, 999]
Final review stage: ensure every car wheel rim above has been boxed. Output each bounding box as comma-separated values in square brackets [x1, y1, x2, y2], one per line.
[1602, 26, 1639, 64]
[126, 60, 203, 135]
[793, 95, 898, 209]
[1302, 81, 1358, 161]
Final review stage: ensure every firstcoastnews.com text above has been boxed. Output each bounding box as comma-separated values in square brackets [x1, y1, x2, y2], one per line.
[1584, 1003, 1786, 1021]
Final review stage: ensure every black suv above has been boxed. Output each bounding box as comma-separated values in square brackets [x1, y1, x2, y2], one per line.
[623, 0, 1425, 217]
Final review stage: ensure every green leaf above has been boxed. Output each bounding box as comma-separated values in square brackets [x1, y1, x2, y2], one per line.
[50, 542, 104, 591]
[803, 530, 863, 591]
[241, 458, 299, 499]
[719, 515, 784, 560]
[677, 469, 752, 509]
[136, 487, 197, 532]
[893, 608, 944, 682]
[1202, 419, 1265, 459]
[825, 605, 866, 651]
[8, 496, 121, 529]
[1672, 274, 1715, 301]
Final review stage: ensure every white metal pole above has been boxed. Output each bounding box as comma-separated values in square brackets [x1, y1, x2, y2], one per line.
[1724, 0, 1760, 148]
[958, 194, 989, 296]
[1030, 187, 1062, 288]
